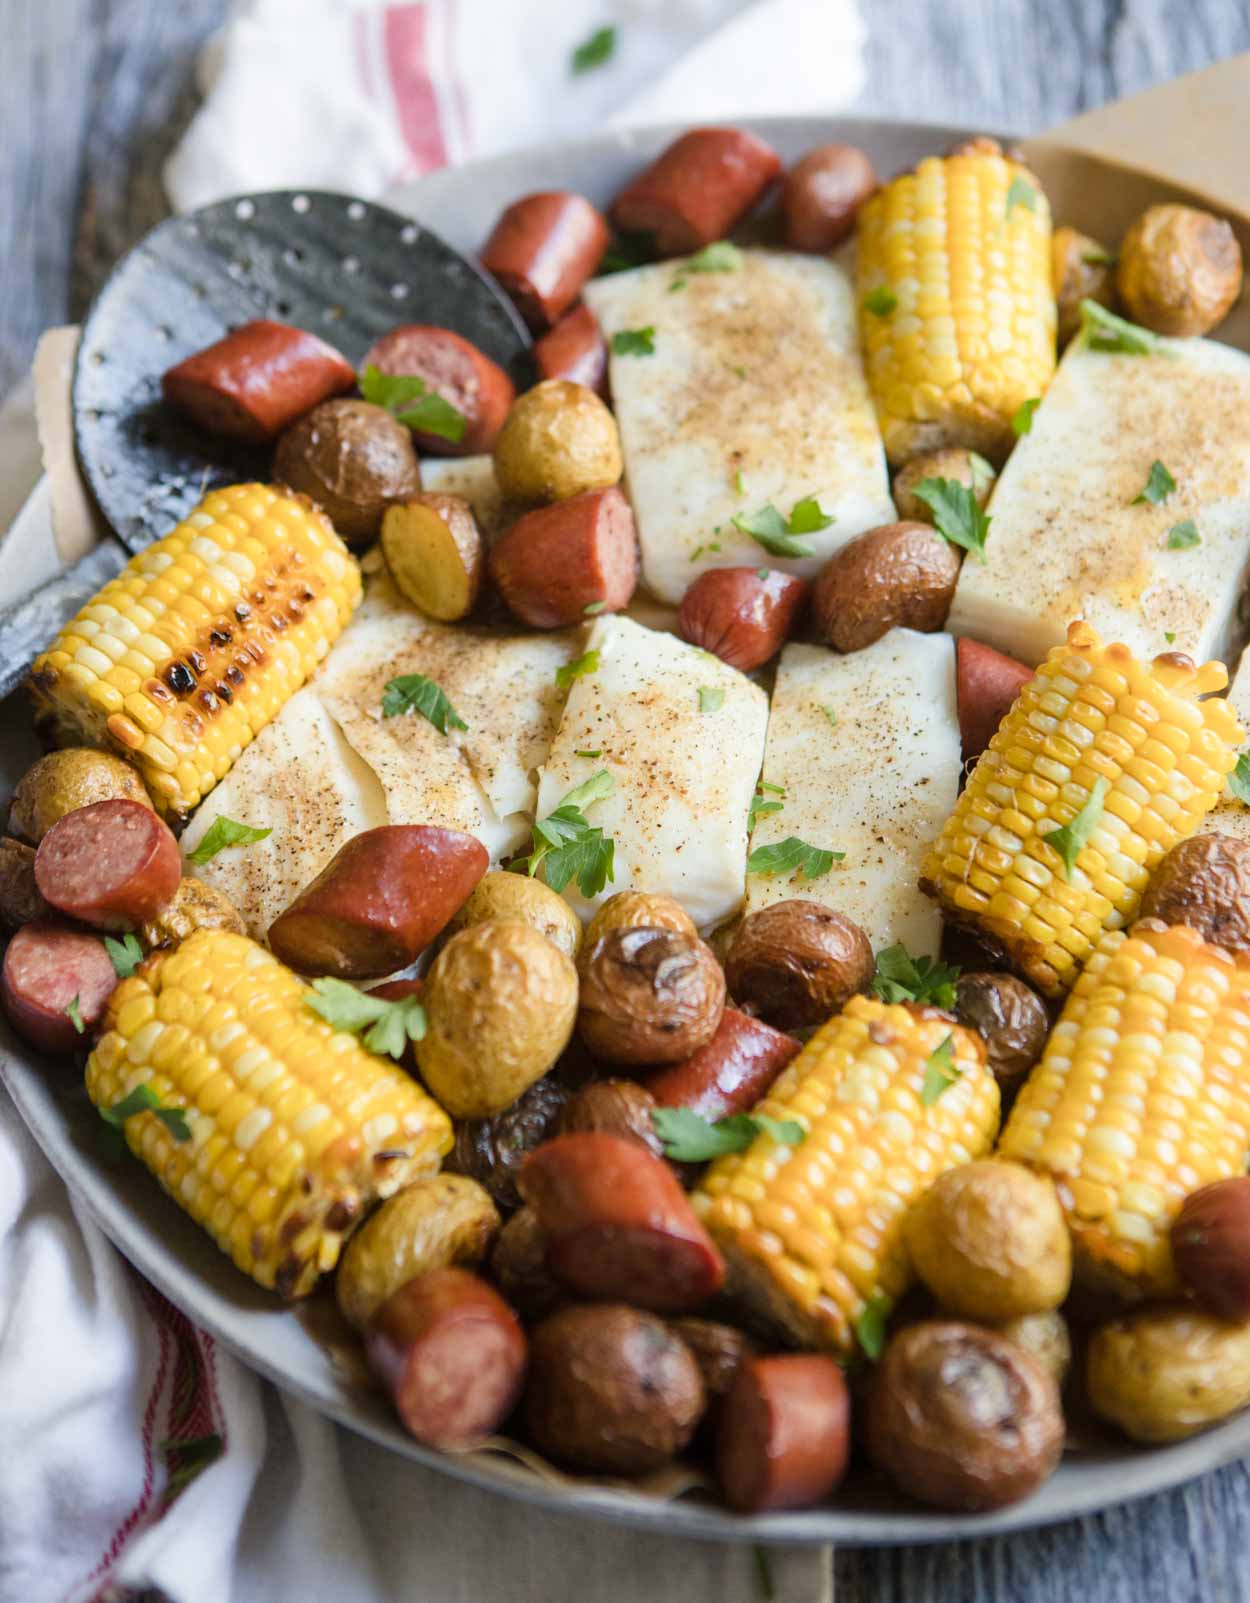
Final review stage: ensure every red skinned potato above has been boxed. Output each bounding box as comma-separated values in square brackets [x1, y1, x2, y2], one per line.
[361, 325, 516, 455]
[268, 825, 487, 979]
[716, 1354, 851, 1512]
[1172, 1178, 1250, 1323]
[678, 567, 807, 672]
[644, 1006, 799, 1121]
[35, 799, 180, 931]
[1, 920, 118, 1054]
[520, 1131, 726, 1313]
[481, 192, 609, 332]
[612, 127, 782, 255]
[781, 144, 877, 253]
[364, 1267, 527, 1450]
[490, 485, 638, 628]
[956, 637, 1034, 760]
[533, 303, 608, 396]
[162, 319, 355, 442]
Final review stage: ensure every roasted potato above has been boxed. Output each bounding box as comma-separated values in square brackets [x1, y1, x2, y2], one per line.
[867, 1321, 1064, 1510]
[523, 1303, 705, 1473]
[10, 748, 152, 844]
[381, 492, 485, 621]
[904, 1160, 1071, 1321]
[138, 875, 245, 949]
[1116, 203, 1243, 337]
[811, 522, 961, 653]
[335, 1174, 500, 1329]
[1171, 1177, 1250, 1323]
[417, 919, 579, 1117]
[493, 379, 622, 503]
[892, 449, 995, 525]
[0, 838, 50, 931]
[584, 891, 697, 946]
[490, 1204, 566, 1323]
[953, 971, 1049, 1094]
[994, 1310, 1071, 1389]
[1087, 1305, 1250, 1442]
[725, 900, 872, 1029]
[1140, 833, 1250, 958]
[577, 926, 725, 1065]
[443, 869, 582, 960]
[273, 398, 422, 544]
[446, 1075, 570, 1210]
[559, 1078, 663, 1157]
[668, 1317, 758, 1407]
[1051, 225, 1116, 346]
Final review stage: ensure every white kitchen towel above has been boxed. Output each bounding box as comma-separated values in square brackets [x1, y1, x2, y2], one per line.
[1, 1, 865, 1598]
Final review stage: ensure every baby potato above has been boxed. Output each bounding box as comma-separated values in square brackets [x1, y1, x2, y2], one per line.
[335, 1174, 500, 1329]
[892, 448, 996, 525]
[444, 869, 582, 959]
[993, 1310, 1071, 1389]
[274, 398, 422, 545]
[381, 492, 484, 621]
[138, 875, 245, 949]
[904, 1160, 1071, 1321]
[10, 748, 152, 843]
[417, 919, 578, 1118]
[1087, 1305, 1250, 1442]
[1117, 203, 1242, 337]
[1051, 225, 1116, 346]
[584, 890, 697, 947]
[811, 521, 961, 654]
[493, 379, 622, 503]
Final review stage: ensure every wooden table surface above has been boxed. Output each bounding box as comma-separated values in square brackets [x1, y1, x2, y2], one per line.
[5, 2, 1250, 1599]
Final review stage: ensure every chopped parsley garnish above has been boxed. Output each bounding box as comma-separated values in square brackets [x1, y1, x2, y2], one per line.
[556, 649, 600, 689]
[670, 240, 743, 291]
[380, 673, 468, 733]
[1229, 752, 1250, 804]
[583, 600, 607, 615]
[912, 477, 991, 563]
[854, 1294, 890, 1361]
[698, 686, 725, 714]
[1166, 520, 1200, 550]
[186, 816, 273, 867]
[1082, 244, 1113, 266]
[1079, 298, 1170, 356]
[358, 365, 466, 444]
[611, 326, 655, 357]
[746, 836, 842, 881]
[1005, 175, 1037, 215]
[523, 771, 616, 898]
[747, 788, 784, 831]
[821, 705, 838, 728]
[1164, 631, 1177, 645]
[570, 23, 616, 73]
[733, 468, 746, 496]
[65, 994, 85, 1035]
[1132, 459, 1176, 506]
[872, 943, 961, 1009]
[306, 978, 426, 1059]
[1042, 775, 1109, 878]
[863, 286, 898, 317]
[596, 231, 657, 275]
[104, 933, 144, 979]
[733, 495, 833, 558]
[920, 1032, 960, 1105]
[1012, 397, 1040, 437]
[102, 1084, 191, 1142]
[574, 748, 602, 760]
[651, 1107, 804, 1163]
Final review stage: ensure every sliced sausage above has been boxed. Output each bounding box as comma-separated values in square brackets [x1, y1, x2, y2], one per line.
[780, 144, 877, 253]
[481, 192, 609, 332]
[519, 1131, 725, 1313]
[0, 838, 51, 932]
[268, 825, 487, 980]
[490, 485, 638, 628]
[364, 1266, 527, 1450]
[716, 1354, 851, 1513]
[533, 303, 608, 396]
[645, 1006, 800, 1121]
[360, 325, 516, 455]
[1, 920, 118, 1054]
[956, 637, 1034, 761]
[677, 568, 807, 672]
[611, 127, 782, 256]
[34, 799, 180, 931]
[161, 320, 355, 442]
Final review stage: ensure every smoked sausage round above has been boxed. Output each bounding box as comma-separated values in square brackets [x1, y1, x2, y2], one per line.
[644, 1007, 800, 1121]
[716, 1354, 851, 1512]
[490, 486, 638, 628]
[611, 127, 782, 256]
[360, 325, 516, 455]
[1, 920, 118, 1054]
[677, 568, 807, 672]
[533, 303, 608, 396]
[956, 637, 1034, 761]
[34, 799, 180, 931]
[481, 192, 609, 332]
[162, 320, 355, 442]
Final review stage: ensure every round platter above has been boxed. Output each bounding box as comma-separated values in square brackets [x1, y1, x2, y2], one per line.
[6, 114, 1250, 1547]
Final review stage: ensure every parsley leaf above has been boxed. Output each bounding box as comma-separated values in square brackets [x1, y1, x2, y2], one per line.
[912, 477, 991, 563]
[583, 600, 607, 615]
[524, 771, 616, 898]
[854, 1294, 890, 1361]
[571, 23, 616, 73]
[1164, 631, 1177, 645]
[748, 789, 784, 831]
[1042, 775, 1109, 878]
[698, 686, 725, 714]
[611, 326, 655, 357]
[1167, 520, 1200, 550]
[1012, 397, 1040, 437]
[65, 994, 85, 1035]
[1229, 752, 1250, 804]
[746, 836, 842, 881]
[556, 649, 600, 690]
[186, 816, 273, 867]
[651, 1107, 804, 1163]
[1079, 298, 1170, 356]
[733, 468, 746, 496]
[788, 495, 835, 535]
[380, 673, 468, 733]
[863, 286, 898, 317]
[920, 1032, 960, 1105]
[574, 748, 602, 760]
[1005, 175, 1037, 215]
[305, 977, 426, 1059]
[682, 240, 742, 275]
[1133, 459, 1176, 505]
[872, 943, 961, 1009]
[596, 231, 657, 275]
[104, 933, 144, 979]
[821, 705, 837, 728]
[358, 365, 466, 444]
[733, 496, 833, 558]
[102, 1084, 191, 1142]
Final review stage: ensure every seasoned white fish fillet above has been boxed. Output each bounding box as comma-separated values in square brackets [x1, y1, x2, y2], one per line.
[418, 455, 512, 541]
[583, 250, 895, 604]
[534, 613, 768, 928]
[745, 634, 961, 955]
[948, 336, 1250, 665]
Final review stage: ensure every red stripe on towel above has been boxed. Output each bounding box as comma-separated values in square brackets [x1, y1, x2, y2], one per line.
[383, 4, 449, 173]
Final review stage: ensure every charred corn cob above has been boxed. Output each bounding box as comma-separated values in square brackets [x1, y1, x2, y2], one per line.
[30, 484, 361, 822]
[85, 930, 451, 1297]
[693, 995, 1000, 1357]
[921, 623, 1242, 996]
[999, 922, 1250, 1298]
[856, 142, 1056, 465]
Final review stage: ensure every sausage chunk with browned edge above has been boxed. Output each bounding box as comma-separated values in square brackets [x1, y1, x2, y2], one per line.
[34, 799, 180, 931]
[162, 319, 355, 441]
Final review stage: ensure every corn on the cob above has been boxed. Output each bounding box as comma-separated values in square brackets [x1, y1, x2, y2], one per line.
[856, 143, 1056, 465]
[693, 995, 1000, 1357]
[999, 921, 1250, 1298]
[85, 930, 451, 1297]
[30, 484, 361, 822]
[921, 622, 1242, 996]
